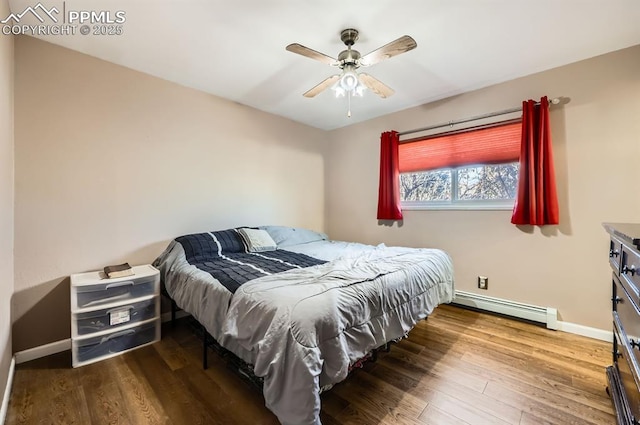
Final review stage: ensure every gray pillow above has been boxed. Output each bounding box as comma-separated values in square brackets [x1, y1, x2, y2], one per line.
[237, 228, 278, 252]
[259, 226, 328, 248]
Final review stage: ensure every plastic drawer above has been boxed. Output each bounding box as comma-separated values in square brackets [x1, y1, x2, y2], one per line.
[73, 297, 158, 336]
[73, 274, 158, 310]
[73, 320, 160, 366]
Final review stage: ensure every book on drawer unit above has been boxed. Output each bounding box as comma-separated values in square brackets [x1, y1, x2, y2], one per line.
[104, 262, 133, 278]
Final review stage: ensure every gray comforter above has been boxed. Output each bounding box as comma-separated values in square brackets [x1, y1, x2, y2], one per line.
[155, 230, 454, 425]
[221, 246, 453, 425]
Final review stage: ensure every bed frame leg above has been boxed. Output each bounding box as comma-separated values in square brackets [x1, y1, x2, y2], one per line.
[170, 299, 177, 326]
[202, 324, 208, 370]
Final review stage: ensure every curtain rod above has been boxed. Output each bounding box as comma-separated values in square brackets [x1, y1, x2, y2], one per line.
[398, 97, 561, 138]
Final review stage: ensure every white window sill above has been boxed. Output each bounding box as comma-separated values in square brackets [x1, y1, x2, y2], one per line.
[402, 202, 515, 211]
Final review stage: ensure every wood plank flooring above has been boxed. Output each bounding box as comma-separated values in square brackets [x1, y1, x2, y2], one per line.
[6, 305, 616, 424]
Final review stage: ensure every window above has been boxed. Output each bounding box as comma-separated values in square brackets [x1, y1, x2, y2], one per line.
[401, 162, 519, 207]
[399, 120, 521, 209]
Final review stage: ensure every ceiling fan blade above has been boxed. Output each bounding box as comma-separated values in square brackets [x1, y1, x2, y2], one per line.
[303, 74, 340, 98]
[359, 35, 417, 67]
[359, 73, 394, 98]
[286, 43, 339, 66]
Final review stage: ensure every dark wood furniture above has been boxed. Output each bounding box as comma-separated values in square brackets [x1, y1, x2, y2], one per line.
[605, 223, 640, 424]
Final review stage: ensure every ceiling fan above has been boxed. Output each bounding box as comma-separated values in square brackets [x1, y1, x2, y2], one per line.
[286, 28, 417, 115]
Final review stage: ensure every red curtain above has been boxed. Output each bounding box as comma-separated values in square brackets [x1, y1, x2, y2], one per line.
[377, 131, 403, 220]
[511, 97, 559, 225]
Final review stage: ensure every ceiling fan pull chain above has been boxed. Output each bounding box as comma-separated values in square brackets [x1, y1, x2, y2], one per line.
[347, 91, 352, 118]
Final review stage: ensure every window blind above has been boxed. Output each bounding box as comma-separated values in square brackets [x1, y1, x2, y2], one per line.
[399, 120, 522, 173]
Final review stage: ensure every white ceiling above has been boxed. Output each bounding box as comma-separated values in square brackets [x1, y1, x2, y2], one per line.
[8, 0, 640, 130]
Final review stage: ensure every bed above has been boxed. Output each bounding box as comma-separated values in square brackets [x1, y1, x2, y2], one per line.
[152, 225, 454, 425]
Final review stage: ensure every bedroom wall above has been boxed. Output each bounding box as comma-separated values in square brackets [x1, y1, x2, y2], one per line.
[13, 36, 328, 352]
[0, 0, 14, 409]
[326, 45, 640, 332]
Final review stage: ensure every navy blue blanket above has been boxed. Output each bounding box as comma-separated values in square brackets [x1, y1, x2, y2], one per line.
[176, 229, 326, 293]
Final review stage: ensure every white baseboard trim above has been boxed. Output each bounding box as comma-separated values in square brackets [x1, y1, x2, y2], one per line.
[14, 339, 71, 365]
[451, 290, 612, 342]
[453, 290, 558, 330]
[557, 321, 613, 342]
[0, 356, 15, 424]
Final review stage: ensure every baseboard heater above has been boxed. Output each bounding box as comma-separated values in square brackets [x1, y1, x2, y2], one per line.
[452, 290, 558, 330]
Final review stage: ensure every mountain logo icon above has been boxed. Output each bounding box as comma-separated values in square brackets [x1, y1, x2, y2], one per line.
[1, 3, 59, 24]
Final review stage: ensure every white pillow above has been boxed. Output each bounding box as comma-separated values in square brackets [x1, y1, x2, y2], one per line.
[238, 228, 277, 252]
[258, 226, 328, 247]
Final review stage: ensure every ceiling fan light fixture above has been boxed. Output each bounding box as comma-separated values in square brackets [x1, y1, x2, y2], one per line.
[331, 83, 346, 98]
[332, 65, 367, 98]
[354, 81, 366, 97]
[331, 74, 366, 98]
[339, 67, 359, 91]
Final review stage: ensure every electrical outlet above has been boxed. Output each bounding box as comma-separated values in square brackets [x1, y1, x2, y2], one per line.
[478, 276, 488, 290]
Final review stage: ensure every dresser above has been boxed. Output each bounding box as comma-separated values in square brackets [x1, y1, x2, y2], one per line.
[70, 264, 161, 367]
[605, 223, 640, 424]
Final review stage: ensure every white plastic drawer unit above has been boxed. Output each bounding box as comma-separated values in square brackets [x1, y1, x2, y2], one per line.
[72, 320, 161, 367]
[72, 297, 159, 336]
[70, 264, 161, 367]
[70, 264, 159, 311]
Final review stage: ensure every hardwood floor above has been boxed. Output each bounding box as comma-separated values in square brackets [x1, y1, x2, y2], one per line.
[6, 304, 616, 424]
